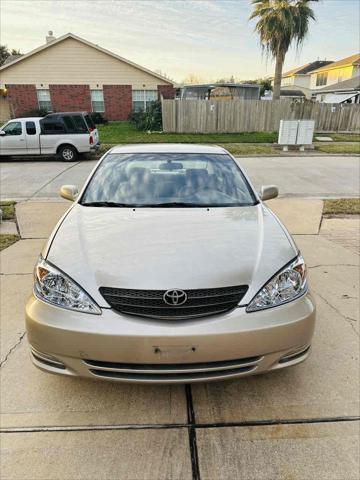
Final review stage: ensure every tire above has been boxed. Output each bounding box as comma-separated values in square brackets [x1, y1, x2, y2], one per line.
[58, 145, 77, 162]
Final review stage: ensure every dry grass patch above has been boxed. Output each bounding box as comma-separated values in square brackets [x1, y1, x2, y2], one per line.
[0, 201, 16, 221]
[0, 234, 20, 251]
[323, 198, 360, 216]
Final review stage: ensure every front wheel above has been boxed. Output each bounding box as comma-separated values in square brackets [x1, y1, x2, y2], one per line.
[58, 145, 77, 162]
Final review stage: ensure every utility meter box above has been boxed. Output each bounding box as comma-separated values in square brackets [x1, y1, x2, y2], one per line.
[296, 120, 315, 145]
[278, 119, 315, 148]
[278, 120, 299, 145]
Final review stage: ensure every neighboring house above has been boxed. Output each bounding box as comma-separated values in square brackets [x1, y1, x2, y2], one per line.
[314, 75, 360, 104]
[261, 89, 305, 101]
[0, 32, 175, 122]
[178, 83, 260, 100]
[309, 53, 360, 97]
[272, 60, 333, 99]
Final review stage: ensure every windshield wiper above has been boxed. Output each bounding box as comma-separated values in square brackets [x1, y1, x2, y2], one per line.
[144, 202, 205, 207]
[81, 201, 137, 207]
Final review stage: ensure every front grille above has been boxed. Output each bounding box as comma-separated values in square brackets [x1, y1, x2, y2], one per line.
[99, 285, 248, 320]
[88, 366, 256, 382]
[84, 355, 261, 382]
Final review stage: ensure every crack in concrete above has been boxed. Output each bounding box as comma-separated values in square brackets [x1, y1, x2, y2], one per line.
[27, 161, 81, 201]
[0, 273, 32, 276]
[314, 291, 359, 337]
[0, 332, 26, 368]
[309, 264, 359, 269]
[1, 416, 359, 434]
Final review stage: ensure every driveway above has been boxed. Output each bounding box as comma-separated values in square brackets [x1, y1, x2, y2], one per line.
[0, 155, 359, 200]
[0, 199, 359, 479]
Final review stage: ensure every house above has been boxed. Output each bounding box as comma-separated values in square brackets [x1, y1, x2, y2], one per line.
[0, 32, 175, 122]
[178, 83, 261, 100]
[313, 75, 360, 104]
[261, 89, 305, 101]
[273, 60, 333, 99]
[309, 53, 360, 98]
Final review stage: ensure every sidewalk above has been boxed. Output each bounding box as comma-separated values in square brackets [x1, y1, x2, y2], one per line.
[1, 200, 359, 479]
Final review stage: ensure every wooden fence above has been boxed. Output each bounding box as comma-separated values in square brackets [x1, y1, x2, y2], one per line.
[162, 99, 360, 133]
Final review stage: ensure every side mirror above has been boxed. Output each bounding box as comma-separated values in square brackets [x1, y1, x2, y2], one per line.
[260, 185, 278, 201]
[0, 130, 6, 136]
[60, 185, 78, 202]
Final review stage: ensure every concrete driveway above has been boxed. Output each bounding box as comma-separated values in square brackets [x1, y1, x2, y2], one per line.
[1, 155, 359, 200]
[0, 198, 359, 479]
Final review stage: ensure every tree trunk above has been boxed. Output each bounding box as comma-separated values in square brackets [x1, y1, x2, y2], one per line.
[272, 53, 284, 101]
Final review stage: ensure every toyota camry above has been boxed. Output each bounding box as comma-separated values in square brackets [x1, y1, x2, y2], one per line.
[26, 144, 316, 383]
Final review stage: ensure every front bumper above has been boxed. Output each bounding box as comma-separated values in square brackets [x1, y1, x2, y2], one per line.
[25, 292, 316, 383]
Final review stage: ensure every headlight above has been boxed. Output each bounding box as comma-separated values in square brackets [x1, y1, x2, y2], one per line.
[34, 256, 101, 314]
[246, 255, 307, 312]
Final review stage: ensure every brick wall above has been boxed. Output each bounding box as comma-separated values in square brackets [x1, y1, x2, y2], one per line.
[49, 85, 92, 112]
[103, 85, 132, 121]
[7, 84, 38, 117]
[157, 85, 176, 100]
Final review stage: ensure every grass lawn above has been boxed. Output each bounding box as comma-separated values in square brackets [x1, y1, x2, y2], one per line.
[323, 198, 360, 215]
[0, 234, 19, 251]
[0, 201, 16, 220]
[219, 143, 274, 155]
[328, 133, 360, 142]
[98, 122, 360, 148]
[97, 122, 278, 144]
[316, 143, 360, 154]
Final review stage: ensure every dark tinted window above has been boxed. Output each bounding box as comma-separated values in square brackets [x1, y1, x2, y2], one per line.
[72, 115, 88, 133]
[40, 118, 66, 134]
[3, 121, 22, 135]
[84, 114, 95, 130]
[62, 116, 76, 133]
[81, 153, 256, 207]
[26, 121, 36, 135]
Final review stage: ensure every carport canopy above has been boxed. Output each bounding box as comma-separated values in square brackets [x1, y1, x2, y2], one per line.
[323, 92, 359, 103]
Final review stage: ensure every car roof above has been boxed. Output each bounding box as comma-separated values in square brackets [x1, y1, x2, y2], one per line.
[10, 117, 43, 122]
[108, 143, 228, 154]
[45, 112, 88, 117]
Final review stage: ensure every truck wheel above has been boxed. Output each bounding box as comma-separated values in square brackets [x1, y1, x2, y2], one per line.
[58, 145, 77, 162]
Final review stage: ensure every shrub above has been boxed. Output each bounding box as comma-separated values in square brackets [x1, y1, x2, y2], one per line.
[90, 112, 108, 125]
[128, 101, 162, 131]
[19, 107, 49, 117]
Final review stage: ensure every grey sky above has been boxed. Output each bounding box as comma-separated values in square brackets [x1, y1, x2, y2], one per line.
[1, 0, 359, 82]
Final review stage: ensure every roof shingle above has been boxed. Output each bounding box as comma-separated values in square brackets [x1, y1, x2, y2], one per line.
[311, 54, 360, 73]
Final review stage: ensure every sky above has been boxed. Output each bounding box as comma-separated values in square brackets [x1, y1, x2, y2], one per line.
[0, 0, 359, 83]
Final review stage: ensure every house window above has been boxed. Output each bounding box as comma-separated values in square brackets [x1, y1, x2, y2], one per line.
[37, 89, 52, 111]
[132, 90, 158, 111]
[316, 72, 328, 87]
[338, 69, 343, 83]
[91, 90, 104, 112]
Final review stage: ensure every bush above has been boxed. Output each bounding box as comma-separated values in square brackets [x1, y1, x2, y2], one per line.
[19, 107, 49, 117]
[128, 101, 162, 131]
[90, 112, 108, 125]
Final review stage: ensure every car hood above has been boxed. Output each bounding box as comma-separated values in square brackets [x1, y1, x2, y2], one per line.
[45, 204, 297, 307]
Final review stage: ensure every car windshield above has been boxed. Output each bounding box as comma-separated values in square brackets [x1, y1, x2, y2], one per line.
[80, 153, 257, 207]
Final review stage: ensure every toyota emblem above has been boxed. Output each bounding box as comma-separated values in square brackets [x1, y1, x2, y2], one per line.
[163, 289, 187, 306]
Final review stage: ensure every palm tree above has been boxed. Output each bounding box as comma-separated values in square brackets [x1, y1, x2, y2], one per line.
[250, 0, 318, 100]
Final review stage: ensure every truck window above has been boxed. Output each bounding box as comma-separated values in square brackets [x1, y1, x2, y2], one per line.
[3, 121, 22, 135]
[62, 116, 76, 133]
[41, 118, 66, 134]
[84, 114, 95, 130]
[71, 115, 88, 133]
[26, 121, 36, 135]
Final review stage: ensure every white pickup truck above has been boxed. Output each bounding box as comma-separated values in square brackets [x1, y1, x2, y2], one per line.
[0, 112, 100, 161]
